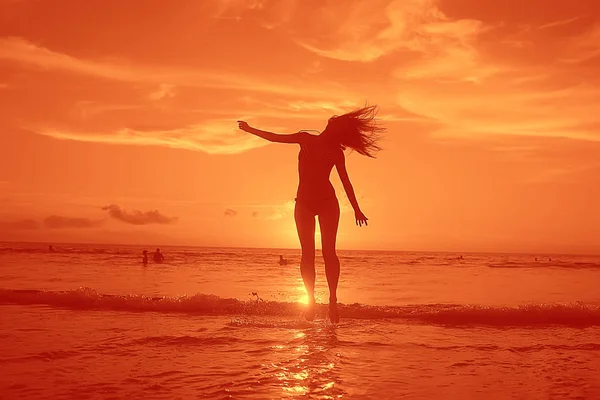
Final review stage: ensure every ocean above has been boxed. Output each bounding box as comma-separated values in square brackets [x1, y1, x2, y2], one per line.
[1, 242, 599, 399]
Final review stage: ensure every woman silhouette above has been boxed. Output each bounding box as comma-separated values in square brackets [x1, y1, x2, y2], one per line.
[238, 105, 384, 323]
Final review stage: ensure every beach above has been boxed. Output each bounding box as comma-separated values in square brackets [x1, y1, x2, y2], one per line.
[1, 243, 599, 399]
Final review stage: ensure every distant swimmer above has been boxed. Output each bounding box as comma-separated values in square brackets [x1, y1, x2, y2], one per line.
[48, 245, 55, 252]
[142, 250, 148, 265]
[279, 255, 288, 266]
[153, 248, 164, 263]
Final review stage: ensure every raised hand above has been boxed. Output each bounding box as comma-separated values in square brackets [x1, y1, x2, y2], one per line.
[237, 120, 251, 132]
[355, 210, 368, 227]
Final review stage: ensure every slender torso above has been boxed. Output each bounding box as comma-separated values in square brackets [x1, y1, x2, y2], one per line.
[296, 135, 341, 213]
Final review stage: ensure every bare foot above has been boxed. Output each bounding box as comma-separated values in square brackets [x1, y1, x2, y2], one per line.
[328, 303, 339, 324]
[305, 299, 316, 321]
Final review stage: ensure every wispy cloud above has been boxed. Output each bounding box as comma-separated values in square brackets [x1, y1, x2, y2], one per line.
[213, 0, 499, 85]
[33, 119, 269, 154]
[148, 83, 176, 101]
[2, 0, 599, 154]
[102, 204, 177, 225]
[0, 36, 350, 98]
[397, 82, 600, 141]
[267, 200, 295, 220]
[290, 0, 486, 67]
[560, 24, 600, 64]
[0, 35, 363, 153]
[538, 16, 581, 30]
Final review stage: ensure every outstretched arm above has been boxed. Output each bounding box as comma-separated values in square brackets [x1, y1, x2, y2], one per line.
[335, 152, 369, 227]
[238, 121, 307, 144]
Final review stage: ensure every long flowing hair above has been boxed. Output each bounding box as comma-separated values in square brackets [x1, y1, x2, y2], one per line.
[328, 105, 384, 158]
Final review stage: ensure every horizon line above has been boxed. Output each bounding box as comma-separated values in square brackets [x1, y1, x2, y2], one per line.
[0, 239, 598, 258]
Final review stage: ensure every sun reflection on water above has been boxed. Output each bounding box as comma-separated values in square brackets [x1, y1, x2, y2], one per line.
[296, 281, 310, 305]
[272, 325, 345, 398]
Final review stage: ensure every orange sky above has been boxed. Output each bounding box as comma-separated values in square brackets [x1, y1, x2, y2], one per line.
[0, 0, 599, 254]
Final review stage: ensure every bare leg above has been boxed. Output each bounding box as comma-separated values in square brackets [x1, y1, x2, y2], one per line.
[318, 199, 341, 323]
[294, 202, 316, 320]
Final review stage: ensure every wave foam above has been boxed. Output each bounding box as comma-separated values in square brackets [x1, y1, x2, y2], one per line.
[1, 288, 599, 327]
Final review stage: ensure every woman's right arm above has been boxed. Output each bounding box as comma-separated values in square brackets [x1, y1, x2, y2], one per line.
[238, 121, 308, 144]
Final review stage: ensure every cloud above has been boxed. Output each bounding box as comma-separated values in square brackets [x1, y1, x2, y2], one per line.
[0, 219, 39, 230]
[267, 200, 295, 220]
[0, 36, 359, 154]
[209, 0, 498, 84]
[148, 83, 175, 101]
[397, 81, 600, 142]
[211, 0, 440, 62]
[208, 0, 268, 20]
[43, 215, 102, 229]
[3, 0, 599, 154]
[538, 16, 581, 30]
[102, 204, 177, 225]
[206, 0, 600, 145]
[560, 24, 600, 64]
[224, 208, 238, 217]
[0, 36, 158, 82]
[0, 36, 348, 99]
[34, 119, 269, 155]
[285, 0, 487, 66]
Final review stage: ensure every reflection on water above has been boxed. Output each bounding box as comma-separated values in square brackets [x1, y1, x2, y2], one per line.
[268, 324, 345, 399]
[297, 280, 310, 305]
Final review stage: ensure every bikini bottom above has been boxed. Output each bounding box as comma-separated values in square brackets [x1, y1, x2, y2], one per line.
[294, 195, 339, 217]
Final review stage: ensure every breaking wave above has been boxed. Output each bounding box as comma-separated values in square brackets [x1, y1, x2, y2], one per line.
[2, 288, 599, 327]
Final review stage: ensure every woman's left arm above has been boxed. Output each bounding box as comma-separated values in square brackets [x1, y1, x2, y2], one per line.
[335, 151, 369, 227]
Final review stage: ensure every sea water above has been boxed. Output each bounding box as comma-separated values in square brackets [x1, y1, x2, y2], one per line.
[1, 243, 599, 399]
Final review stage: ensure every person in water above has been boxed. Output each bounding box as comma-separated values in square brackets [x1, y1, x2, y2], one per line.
[142, 250, 148, 265]
[153, 248, 164, 263]
[279, 255, 288, 266]
[238, 105, 383, 323]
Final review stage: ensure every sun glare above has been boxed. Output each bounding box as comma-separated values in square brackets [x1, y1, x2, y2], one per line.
[298, 294, 309, 305]
[297, 282, 310, 305]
